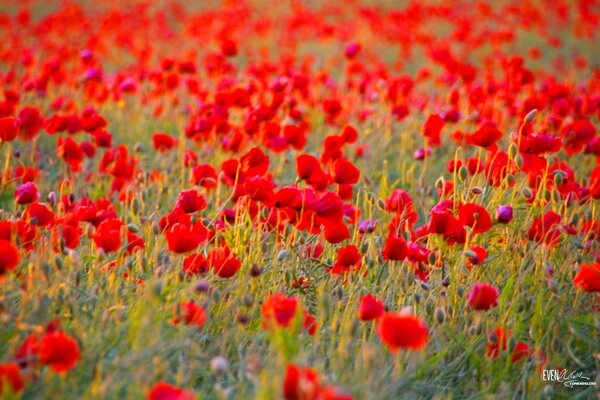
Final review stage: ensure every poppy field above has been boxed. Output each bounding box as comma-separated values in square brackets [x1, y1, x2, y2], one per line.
[1, 0, 600, 398]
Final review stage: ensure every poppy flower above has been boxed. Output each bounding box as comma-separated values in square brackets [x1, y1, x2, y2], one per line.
[171, 301, 206, 329]
[0, 117, 20, 142]
[0, 363, 24, 394]
[190, 164, 218, 188]
[283, 364, 320, 400]
[92, 218, 123, 253]
[18, 106, 44, 141]
[377, 312, 428, 351]
[57, 137, 84, 171]
[527, 211, 562, 246]
[14, 182, 40, 204]
[382, 234, 409, 261]
[487, 328, 531, 363]
[182, 253, 209, 276]
[261, 293, 299, 330]
[165, 222, 207, 254]
[358, 295, 385, 321]
[23, 203, 55, 227]
[494, 205, 513, 223]
[458, 203, 492, 234]
[39, 330, 81, 372]
[297, 154, 330, 189]
[0, 240, 20, 277]
[344, 42, 361, 59]
[421, 114, 444, 147]
[385, 189, 418, 227]
[152, 133, 177, 152]
[467, 283, 499, 310]
[207, 245, 241, 278]
[175, 189, 207, 213]
[148, 382, 194, 400]
[573, 263, 600, 292]
[466, 245, 487, 267]
[331, 159, 359, 184]
[466, 122, 503, 151]
[330, 245, 362, 275]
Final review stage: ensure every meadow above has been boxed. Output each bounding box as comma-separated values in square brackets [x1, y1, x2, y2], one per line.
[0, 0, 599, 399]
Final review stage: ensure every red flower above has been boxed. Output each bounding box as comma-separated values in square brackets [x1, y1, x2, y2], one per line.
[330, 245, 362, 274]
[382, 234, 409, 261]
[39, 330, 80, 372]
[182, 253, 209, 276]
[165, 222, 207, 254]
[175, 189, 207, 213]
[385, 189, 418, 227]
[14, 182, 40, 205]
[421, 114, 444, 147]
[261, 293, 299, 330]
[283, 364, 320, 400]
[23, 203, 55, 227]
[18, 106, 44, 141]
[171, 301, 206, 329]
[0, 363, 24, 395]
[467, 122, 503, 151]
[190, 164, 218, 188]
[92, 218, 123, 253]
[527, 211, 562, 246]
[207, 245, 241, 278]
[377, 312, 428, 351]
[152, 133, 177, 152]
[467, 283, 499, 310]
[148, 382, 194, 400]
[466, 245, 487, 267]
[458, 203, 492, 234]
[358, 295, 385, 321]
[297, 154, 330, 190]
[573, 263, 600, 292]
[0, 240, 20, 278]
[331, 159, 359, 185]
[57, 137, 84, 171]
[0, 117, 20, 142]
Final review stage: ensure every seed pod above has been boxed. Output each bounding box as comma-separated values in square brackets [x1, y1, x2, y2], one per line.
[524, 108, 537, 123]
[435, 307, 446, 324]
[515, 154, 524, 169]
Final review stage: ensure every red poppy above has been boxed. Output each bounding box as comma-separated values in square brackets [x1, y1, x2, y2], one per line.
[382, 234, 409, 261]
[331, 159, 359, 185]
[175, 189, 207, 213]
[466, 245, 487, 267]
[152, 133, 177, 152]
[171, 301, 206, 329]
[467, 283, 499, 310]
[57, 137, 84, 171]
[283, 364, 320, 400]
[377, 312, 428, 351]
[92, 218, 123, 253]
[190, 164, 218, 188]
[148, 382, 194, 400]
[0, 240, 20, 278]
[14, 182, 40, 205]
[0, 117, 20, 142]
[18, 106, 44, 141]
[39, 330, 80, 372]
[23, 203, 55, 227]
[458, 203, 492, 234]
[261, 293, 299, 330]
[182, 253, 209, 276]
[330, 245, 362, 275]
[527, 211, 562, 246]
[207, 245, 241, 278]
[421, 114, 444, 147]
[358, 295, 385, 321]
[297, 154, 330, 189]
[466, 122, 503, 151]
[573, 263, 600, 292]
[0, 363, 24, 394]
[165, 222, 207, 254]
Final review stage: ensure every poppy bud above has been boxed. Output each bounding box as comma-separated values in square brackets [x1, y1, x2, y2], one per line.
[46, 191, 57, 206]
[508, 143, 518, 159]
[428, 252, 436, 265]
[515, 154, 523, 169]
[376, 198, 386, 211]
[470, 187, 483, 195]
[522, 187, 533, 199]
[435, 177, 444, 189]
[435, 307, 446, 324]
[524, 108, 537, 123]
[335, 285, 344, 300]
[277, 249, 290, 261]
[250, 264, 262, 277]
[488, 330, 498, 345]
[14, 149, 20, 158]
[507, 337, 516, 352]
[442, 277, 450, 287]
[458, 166, 468, 181]
[152, 280, 164, 298]
[506, 174, 515, 185]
